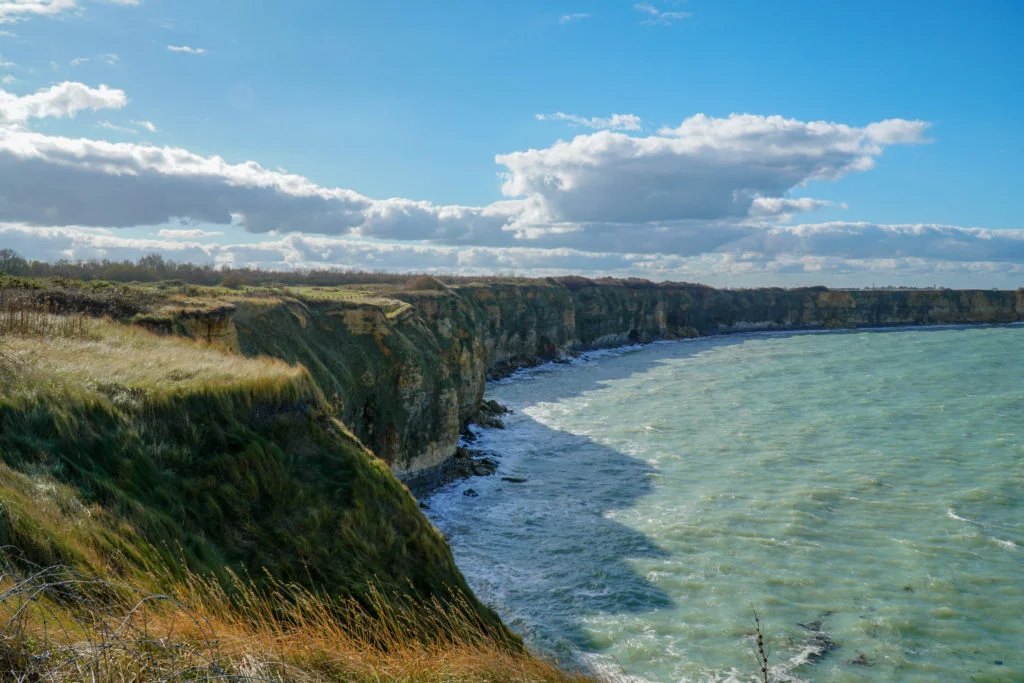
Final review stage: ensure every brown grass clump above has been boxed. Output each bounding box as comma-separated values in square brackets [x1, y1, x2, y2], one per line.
[0, 559, 594, 682]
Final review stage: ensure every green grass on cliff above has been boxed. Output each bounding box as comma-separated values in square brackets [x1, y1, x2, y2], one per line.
[0, 284, 595, 680]
[0, 317, 505, 638]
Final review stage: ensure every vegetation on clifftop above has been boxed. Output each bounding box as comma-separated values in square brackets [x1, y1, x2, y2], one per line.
[0, 305, 590, 680]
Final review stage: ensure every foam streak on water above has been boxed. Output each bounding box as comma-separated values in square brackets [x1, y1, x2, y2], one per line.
[425, 327, 1024, 681]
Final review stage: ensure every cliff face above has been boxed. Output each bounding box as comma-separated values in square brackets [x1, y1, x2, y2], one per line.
[165, 283, 1024, 482]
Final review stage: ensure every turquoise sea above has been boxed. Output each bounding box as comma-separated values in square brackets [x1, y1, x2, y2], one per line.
[425, 326, 1024, 682]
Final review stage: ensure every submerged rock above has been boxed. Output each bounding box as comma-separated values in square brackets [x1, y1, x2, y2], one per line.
[847, 653, 871, 667]
[463, 488, 479, 498]
[797, 619, 840, 664]
[501, 477, 528, 483]
[472, 458, 498, 476]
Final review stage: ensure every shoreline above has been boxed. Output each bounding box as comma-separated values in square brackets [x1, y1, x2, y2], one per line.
[410, 319, 1023, 497]
[421, 321, 1024, 680]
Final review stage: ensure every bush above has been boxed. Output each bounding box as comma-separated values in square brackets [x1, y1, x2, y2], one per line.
[220, 273, 248, 290]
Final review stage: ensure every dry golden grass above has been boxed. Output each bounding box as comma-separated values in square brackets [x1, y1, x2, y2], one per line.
[2, 315, 310, 403]
[0, 561, 596, 682]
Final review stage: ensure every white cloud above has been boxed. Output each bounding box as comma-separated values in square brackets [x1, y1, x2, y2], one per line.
[167, 45, 207, 55]
[157, 228, 222, 239]
[500, 113, 930, 227]
[97, 119, 135, 134]
[0, 125, 372, 230]
[733, 222, 1024, 264]
[0, 81, 127, 125]
[4, 79, 1015, 287]
[0, 92, 946, 266]
[70, 56, 89, 66]
[634, 3, 691, 25]
[749, 197, 839, 220]
[559, 13, 590, 24]
[0, 55, 13, 67]
[536, 112, 643, 131]
[1, 74, 13, 84]
[4, 222, 1024, 289]
[0, 0, 138, 24]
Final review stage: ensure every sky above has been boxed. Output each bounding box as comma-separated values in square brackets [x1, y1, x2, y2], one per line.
[1, 0, 1023, 287]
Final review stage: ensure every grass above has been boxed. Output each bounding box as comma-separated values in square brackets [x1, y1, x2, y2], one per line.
[2, 314, 305, 402]
[0, 314, 526, 673]
[0, 282, 601, 680]
[0, 558, 591, 682]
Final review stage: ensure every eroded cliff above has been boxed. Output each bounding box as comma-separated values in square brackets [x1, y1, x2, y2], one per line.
[154, 281, 1023, 484]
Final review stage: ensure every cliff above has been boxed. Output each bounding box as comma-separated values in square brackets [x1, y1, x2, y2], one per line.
[157, 281, 1024, 484]
[2, 274, 1022, 679]
[0, 315, 507, 637]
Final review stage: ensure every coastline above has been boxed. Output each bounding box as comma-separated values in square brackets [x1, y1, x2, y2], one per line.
[421, 322, 1024, 680]
[410, 318, 1024, 496]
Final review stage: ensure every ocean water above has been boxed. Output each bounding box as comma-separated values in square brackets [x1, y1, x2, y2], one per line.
[425, 326, 1024, 682]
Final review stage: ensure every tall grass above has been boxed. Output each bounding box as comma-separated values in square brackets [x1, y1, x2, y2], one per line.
[0, 294, 92, 340]
[0, 557, 593, 682]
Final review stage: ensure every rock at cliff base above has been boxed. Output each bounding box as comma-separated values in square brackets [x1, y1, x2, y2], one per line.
[484, 399, 509, 414]
[472, 458, 498, 476]
[463, 488, 479, 497]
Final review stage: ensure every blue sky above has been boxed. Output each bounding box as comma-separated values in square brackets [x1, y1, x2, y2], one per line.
[1, 0, 1023, 286]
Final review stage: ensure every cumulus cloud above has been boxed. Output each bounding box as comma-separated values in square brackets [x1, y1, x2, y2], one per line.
[0, 127, 372, 231]
[167, 45, 207, 55]
[0, 89, 935, 259]
[535, 112, 643, 131]
[499, 114, 930, 226]
[749, 197, 839, 220]
[4, 78, 1013, 287]
[0, 81, 126, 125]
[356, 198, 515, 244]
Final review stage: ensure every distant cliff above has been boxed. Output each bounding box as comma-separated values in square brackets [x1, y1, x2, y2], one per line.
[168, 281, 1024, 483]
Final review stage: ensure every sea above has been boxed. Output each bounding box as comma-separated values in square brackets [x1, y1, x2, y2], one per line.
[425, 325, 1024, 682]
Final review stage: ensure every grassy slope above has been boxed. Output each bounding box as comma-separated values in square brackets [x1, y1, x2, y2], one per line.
[0, 317, 505, 638]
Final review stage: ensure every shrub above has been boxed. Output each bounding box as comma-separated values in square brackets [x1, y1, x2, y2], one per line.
[221, 273, 252, 290]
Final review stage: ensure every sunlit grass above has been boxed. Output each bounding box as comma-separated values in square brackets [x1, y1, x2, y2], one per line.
[0, 561, 594, 682]
[2, 315, 310, 404]
[0, 313, 554, 680]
